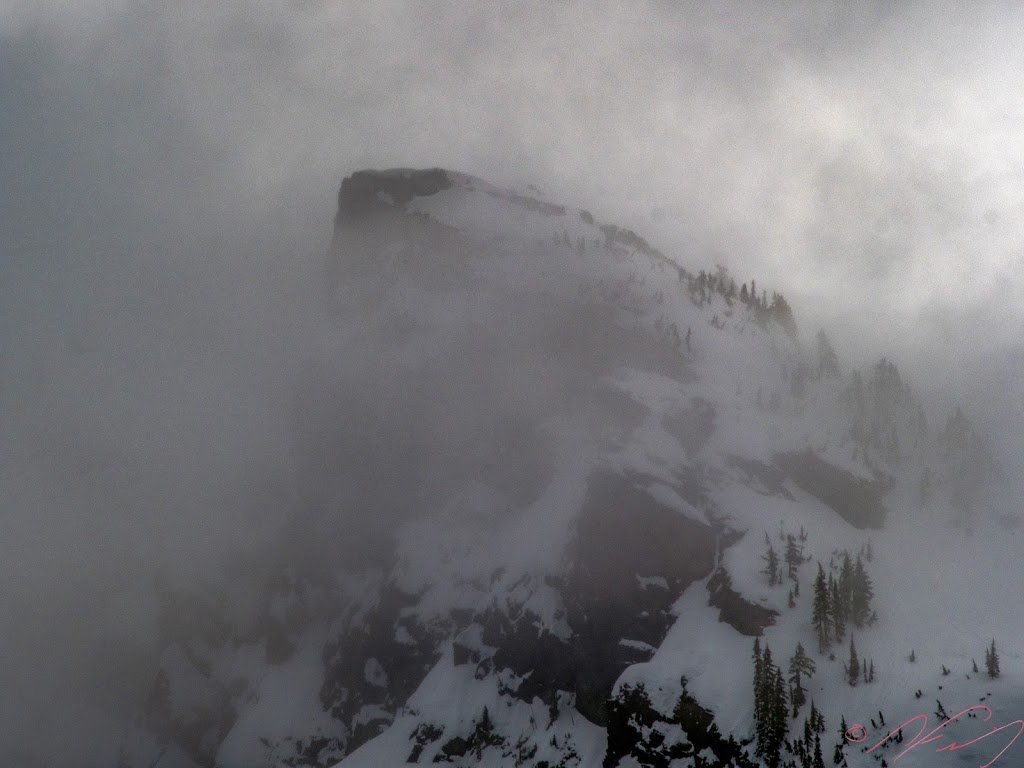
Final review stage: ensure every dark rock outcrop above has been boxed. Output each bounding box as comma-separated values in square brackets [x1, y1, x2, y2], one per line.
[663, 397, 716, 459]
[775, 449, 888, 529]
[566, 471, 716, 724]
[706, 566, 777, 636]
[335, 168, 452, 224]
[320, 583, 449, 753]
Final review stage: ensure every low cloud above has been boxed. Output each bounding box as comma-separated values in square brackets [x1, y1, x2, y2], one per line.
[4, 1, 1024, 762]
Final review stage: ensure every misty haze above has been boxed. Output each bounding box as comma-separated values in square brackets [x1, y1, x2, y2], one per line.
[3, 4, 1024, 768]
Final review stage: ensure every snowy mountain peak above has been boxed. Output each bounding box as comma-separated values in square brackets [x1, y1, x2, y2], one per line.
[119, 170, 1018, 768]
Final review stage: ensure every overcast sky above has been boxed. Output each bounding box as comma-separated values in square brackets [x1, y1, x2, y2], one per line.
[6, 2, 1024, 359]
[4, 1, 1024, 761]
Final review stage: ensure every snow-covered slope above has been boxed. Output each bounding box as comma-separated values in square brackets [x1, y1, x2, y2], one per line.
[120, 169, 1021, 768]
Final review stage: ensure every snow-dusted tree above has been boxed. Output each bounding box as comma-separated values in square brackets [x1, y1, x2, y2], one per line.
[846, 638, 859, 687]
[770, 292, 797, 337]
[789, 642, 817, 717]
[812, 564, 831, 653]
[815, 329, 840, 380]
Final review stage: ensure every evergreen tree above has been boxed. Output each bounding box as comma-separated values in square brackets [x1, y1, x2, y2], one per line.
[789, 642, 816, 718]
[789, 670, 804, 718]
[813, 732, 825, 768]
[829, 573, 846, 642]
[868, 659, 875, 683]
[785, 535, 803, 581]
[850, 555, 873, 627]
[847, 638, 859, 687]
[756, 646, 773, 760]
[755, 646, 788, 768]
[973, 658, 979, 674]
[985, 639, 1001, 679]
[769, 665, 788, 766]
[763, 541, 781, 586]
[838, 552, 854, 623]
[790, 642, 816, 680]
[470, 705, 503, 758]
[809, 701, 824, 734]
[837, 715, 848, 758]
[812, 564, 831, 653]
[753, 639, 764, 725]
[761, 644, 773, 689]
